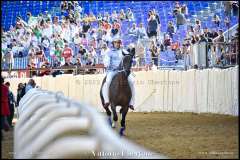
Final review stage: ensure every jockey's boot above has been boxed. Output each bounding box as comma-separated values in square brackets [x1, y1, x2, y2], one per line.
[129, 105, 134, 110]
[104, 102, 110, 108]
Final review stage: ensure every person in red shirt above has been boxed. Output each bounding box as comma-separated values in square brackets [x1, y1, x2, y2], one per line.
[1, 77, 10, 132]
[61, 44, 73, 64]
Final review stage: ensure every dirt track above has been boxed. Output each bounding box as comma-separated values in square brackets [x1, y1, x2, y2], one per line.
[1, 112, 238, 159]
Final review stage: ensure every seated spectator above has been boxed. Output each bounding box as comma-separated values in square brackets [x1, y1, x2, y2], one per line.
[75, 58, 81, 66]
[54, 45, 63, 62]
[103, 12, 110, 22]
[97, 13, 103, 21]
[137, 22, 147, 39]
[126, 8, 135, 21]
[39, 58, 51, 76]
[128, 23, 138, 41]
[73, 33, 82, 55]
[88, 46, 97, 64]
[61, 43, 73, 64]
[174, 1, 181, 10]
[118, 9, 126, 21]
[111, 10, 118, 22]
[100, 42, 110, 62]
[78, 45, 87, 56]
[88, 12, 97, 22]
[167, 21, 176, 38]
[111, 20, 121, 37]
[82, 20, 91, 35]
[163, 34, 172, 49]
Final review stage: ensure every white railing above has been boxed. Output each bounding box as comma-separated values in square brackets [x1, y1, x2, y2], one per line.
[14, 88, 167, 159]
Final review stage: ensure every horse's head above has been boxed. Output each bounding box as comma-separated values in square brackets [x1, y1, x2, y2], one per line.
[121, 54, 133, 76]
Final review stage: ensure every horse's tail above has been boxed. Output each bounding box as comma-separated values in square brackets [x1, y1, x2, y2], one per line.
[100, 76, 106, 106]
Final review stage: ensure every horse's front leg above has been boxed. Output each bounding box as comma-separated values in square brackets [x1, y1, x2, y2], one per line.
[120, 106, 129, 136]
[104, 106, 112, 126]
[111, 105, 118, 128]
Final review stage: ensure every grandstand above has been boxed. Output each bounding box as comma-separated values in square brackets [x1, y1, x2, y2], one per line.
[1, 1, 239, 74]
[1, 1, 239, 159]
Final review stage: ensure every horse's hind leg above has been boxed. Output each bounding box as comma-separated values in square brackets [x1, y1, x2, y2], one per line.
[120, 107, 129, 136]
[111, 105, 118, 128]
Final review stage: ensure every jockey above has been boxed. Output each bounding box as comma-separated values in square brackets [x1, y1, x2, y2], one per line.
[102, 37, 135, 110]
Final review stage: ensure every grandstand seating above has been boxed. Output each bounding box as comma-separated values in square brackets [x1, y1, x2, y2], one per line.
[2, 1, 238, 31]
[1, 1, 238, 70]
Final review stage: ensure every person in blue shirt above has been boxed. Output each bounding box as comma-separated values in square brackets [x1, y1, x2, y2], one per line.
[102, 37, 135, 110]
[25, 79, 36, 93]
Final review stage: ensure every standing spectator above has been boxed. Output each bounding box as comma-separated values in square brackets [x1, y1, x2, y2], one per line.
[5, 49, 14, 70]
[147, 15, 158, 40]
[174, 9, 187, 30]
[26, 12, 38, 28]
[100, 42, 110, 64]
[224, 17, 230, 28]
[5, 82, 15, 127]
[25, 79, 36, 93]
[215, 29, 225, 64]
[1, 77, 10, 133]
[194, 19, 202, 35]
[212, 14, 221, 28]
[232, 2, 239, 17]
[149, 41, 159, 66]
[181, 4, 189, 17]
[16, 83, 25, 107]
[223, 1, 233, 17]
[61, 44, 73, 64]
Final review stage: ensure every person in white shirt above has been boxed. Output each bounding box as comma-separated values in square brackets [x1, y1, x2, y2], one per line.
[128, 23, 138, 42]
[111, 10, 118, 22]
[73, 33, 82, 56]
[126, 8, 135, 22]
[53, 16, 62, 35]
[100, 42, 110, 64]
[137, 22, 147, 39]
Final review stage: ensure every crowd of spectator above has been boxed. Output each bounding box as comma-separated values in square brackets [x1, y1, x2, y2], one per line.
[1, 1, 239, 76]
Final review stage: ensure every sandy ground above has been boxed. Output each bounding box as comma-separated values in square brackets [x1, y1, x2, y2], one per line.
[1, 112, 238, 159]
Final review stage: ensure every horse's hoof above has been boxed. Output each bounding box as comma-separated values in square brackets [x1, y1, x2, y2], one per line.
[108, 117, 112, 126]
[112, 122, 116, 128]
[119, 127, 125, 136]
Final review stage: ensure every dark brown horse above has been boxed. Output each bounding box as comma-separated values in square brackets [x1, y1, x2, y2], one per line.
[100, 54, 133, 136]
